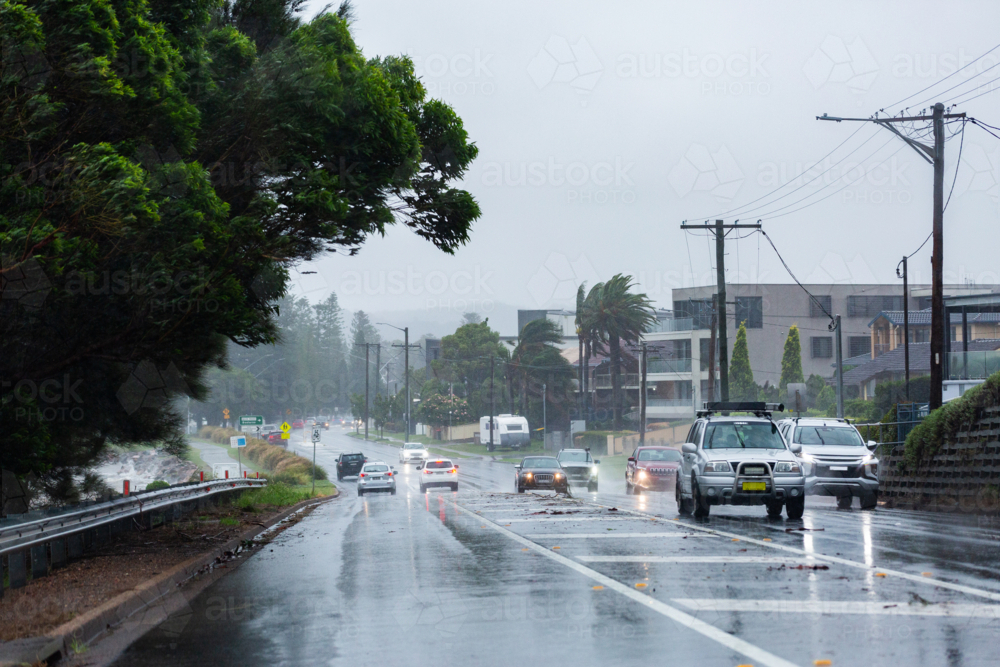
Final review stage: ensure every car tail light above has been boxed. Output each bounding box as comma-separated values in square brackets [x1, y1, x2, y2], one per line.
[359, 473, 366, 478]
[424, 469, 433, 475]
[386, 472, 393, 476]
[449, 468, 457, 474]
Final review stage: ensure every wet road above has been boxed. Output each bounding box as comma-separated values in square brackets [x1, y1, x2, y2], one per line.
[111, 428, 1000, 666]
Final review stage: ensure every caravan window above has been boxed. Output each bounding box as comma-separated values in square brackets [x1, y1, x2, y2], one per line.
[505, 423, 523, 431]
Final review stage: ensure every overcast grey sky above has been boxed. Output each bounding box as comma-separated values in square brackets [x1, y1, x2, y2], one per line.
[294, 0, 1000, 337]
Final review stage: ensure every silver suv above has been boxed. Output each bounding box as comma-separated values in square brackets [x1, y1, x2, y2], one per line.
[777, 418, 879, 510]
[676, 403, 806, 519]
[357, 462, 397, 496]
[399, 442, 429, 464]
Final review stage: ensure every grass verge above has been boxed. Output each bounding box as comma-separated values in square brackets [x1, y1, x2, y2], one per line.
[233, 480, 336, 510]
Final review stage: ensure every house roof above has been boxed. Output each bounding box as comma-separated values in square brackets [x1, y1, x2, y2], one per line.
[870, 309, 1000, 327]
[841, 340, 1000, 386]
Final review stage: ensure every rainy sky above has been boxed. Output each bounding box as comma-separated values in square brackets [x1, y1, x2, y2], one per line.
[294, 0, 1000, 337]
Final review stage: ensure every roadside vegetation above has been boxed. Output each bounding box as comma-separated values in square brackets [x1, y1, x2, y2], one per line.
[198, 427, 327, 485]
[905, 371, 1000, 464]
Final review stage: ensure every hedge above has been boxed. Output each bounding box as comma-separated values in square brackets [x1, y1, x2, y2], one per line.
[196, 426, 327, 484]
[904, 370, 1000, 465]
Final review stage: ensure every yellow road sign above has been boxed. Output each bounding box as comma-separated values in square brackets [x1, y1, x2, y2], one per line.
[280, 421, 291, 440]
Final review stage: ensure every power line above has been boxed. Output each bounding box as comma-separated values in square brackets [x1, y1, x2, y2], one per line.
[756, 229, 834, 324]
[949, 79, 1000, 106]
[881, 42, 1000, 111]
[970, 118, 1000, 141]
[943, 120, 967, 212]
[907, 61, 1000, 110]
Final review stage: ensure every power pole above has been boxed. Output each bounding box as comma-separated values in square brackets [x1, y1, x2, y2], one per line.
[707, 299, 718, 404]
[818, 105, 965, 410]
[905, 263, 912, 401]
[834, 315, 844, 419]
[542, 382, 547, 445]
[374, 343, 381, 401]
[639, 342, 647, 445]
[680, 220, 761, 403]
[387, 326, 419, 440]
[354, 342, 378, 440]
[489, 353, 495, 450]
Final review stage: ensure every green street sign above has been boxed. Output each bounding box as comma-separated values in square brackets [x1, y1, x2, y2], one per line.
[239, 415, 264, 426]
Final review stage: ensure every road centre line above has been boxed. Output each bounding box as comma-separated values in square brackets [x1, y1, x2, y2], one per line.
[586, 501, 1000, 603]
[577, 556, 818, 564]
[672, 599, 1000, 619]
[529, 532, 715, 539]
[502, 517, 643, 522]
[451, 500, 799, 667]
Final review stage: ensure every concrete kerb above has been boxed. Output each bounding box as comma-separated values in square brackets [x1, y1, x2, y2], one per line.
[0, 489, 340, 667]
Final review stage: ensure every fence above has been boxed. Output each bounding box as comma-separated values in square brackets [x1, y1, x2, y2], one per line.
[0, 478, 265, 598]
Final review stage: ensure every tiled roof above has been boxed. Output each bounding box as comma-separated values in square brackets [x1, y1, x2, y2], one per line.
[841, 340, 1000, 386]
[870, 309, 1000, 327]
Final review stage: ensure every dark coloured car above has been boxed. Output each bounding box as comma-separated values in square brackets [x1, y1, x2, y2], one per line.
[515, 456, 569, 494]
[336, 452, 367, 480]
[556, 448, 600, 492]
[626, 446, 683, 495]
[292, 419, 305, 429]
[266, 431, 285, 446]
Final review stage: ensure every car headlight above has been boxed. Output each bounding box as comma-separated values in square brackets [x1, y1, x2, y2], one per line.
[862, 454, 875, 464]
[704, 461, 732, 473]
[554, 473, 563, 479]
[525, 472, 533, 479]
[799, 452, 816, 463]
[774, 461, 801, 474]
[590, 467, 599, 477]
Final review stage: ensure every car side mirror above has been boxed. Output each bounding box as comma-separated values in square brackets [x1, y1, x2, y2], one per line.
[454, 464, 459, 469]
[594, 459, 601, 464]
[416, 464, 423, 470]
[514, 464, 521, 470]
[867, 440, 878, 451]
[627, 457, 635, 463]
[681, 443, 697, 455]
[789, 443, 802, 454]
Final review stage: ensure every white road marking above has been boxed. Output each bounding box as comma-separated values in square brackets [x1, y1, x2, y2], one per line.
[451, 501, 799, 667]
[578, 556, 818, 564]
[529, 532, 715, 539]
[503, 517, 641, 522]
[587, 502, 1000, 603]
[673, 599, 1000, 619]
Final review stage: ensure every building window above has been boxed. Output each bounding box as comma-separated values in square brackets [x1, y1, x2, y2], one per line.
[735, 296, 763, 329]
[809, 295, 832, 319]
[848, 336, 871, 358]
[847, 295, 904, 318]
[913, 329, 930, 343]
[811, 336, 833, 358]
[674, 298, 715, 329]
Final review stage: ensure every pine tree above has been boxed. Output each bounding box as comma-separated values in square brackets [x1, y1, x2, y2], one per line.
[780, 324, 805, 394]
[729, 322, 756, 401]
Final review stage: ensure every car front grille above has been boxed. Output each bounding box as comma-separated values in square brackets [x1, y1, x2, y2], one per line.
[534, 474, 554, 484]
[730, 462, 773, 474]
[648, 468, 674, 476]
[816, 465, 862, 478]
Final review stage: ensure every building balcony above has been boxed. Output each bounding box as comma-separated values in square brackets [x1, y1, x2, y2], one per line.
[648, 317, 694, 333]
[647, 358, 693, 374]
[949, 350, 1000, 380]
[645, 398, 694, 417]
[593, 374, 640, 389]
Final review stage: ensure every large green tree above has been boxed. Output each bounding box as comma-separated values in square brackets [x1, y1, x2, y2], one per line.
[510, 318, 574, 431]
[780, 324, 805, 396]
[429, 320, 506, 419]
[0, 0, 479, 485]
[584, 275, 655, 430]
[729, 321, 756, 402]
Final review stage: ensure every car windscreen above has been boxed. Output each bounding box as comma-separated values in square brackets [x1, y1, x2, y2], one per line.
[557, 451, 591, 462]
[404, 443, 423, 449]
[522, 457, 560, 469]
[637, 449, 682, 462]
[426, 460, 452, 469]
[704, 422, 785, 449]
[364, 464, 388, 472]
[795, 426, 865, 446]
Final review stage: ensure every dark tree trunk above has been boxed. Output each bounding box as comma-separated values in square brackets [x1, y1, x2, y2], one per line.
[610, 337, 622, 431]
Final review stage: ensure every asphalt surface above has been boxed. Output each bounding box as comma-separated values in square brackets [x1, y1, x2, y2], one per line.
[109, 427, 1000, 666]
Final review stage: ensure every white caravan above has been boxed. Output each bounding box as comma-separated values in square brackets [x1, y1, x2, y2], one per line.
[479, 414, 531, 451]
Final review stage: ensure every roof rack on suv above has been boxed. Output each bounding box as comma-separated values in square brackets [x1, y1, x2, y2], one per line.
[697, 401, 785, 418]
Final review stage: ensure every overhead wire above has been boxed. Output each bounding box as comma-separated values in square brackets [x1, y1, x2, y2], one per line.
[948, 79, 1000, 106]
[943, 119, 967, 212]
[755, 229, 835, 324]
[880, 42, 1000, 112]
[907, 61, 1000, 110]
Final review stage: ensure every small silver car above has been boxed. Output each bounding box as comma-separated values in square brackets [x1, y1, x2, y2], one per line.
[778, 418, 879, 510]
[418, 458, 459, 493]
[676, 403, 806, 519]
[357, 461, 397, 496]
[399, 442, 429, 464]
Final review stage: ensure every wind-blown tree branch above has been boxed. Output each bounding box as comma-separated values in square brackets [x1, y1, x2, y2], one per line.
[511, 318, 566, 418]
[0, 0, 479, 485]
[585, 275, 655, 430]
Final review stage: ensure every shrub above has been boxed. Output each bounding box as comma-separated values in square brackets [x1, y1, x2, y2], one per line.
[234, 483, 313, 510]
[905, 370, 1000, 465]
[816, 386, 836, 412]
[145, 480, 170, 491]
[200, 427, 327, 480]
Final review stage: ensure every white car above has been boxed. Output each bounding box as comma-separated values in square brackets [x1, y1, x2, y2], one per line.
[777, 418, 879, 510]
[418, 459, 459, 493]
[399, 442, 429, 464]
[357, 462, 397, 496]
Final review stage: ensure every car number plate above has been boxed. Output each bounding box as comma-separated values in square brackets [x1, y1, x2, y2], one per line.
[742, 482, 766, 491]
[830, 466, 848, 471]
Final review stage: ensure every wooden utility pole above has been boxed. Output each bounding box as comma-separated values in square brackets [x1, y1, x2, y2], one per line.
[818, 105, 964, 410]
[707, 300, 718, 404]
[898, 255, 910, 400]
[489, 353, 495, 450]
[679, 220, 761, 403]
[639, 342, 647, 445]
[386, 325, 419, 439]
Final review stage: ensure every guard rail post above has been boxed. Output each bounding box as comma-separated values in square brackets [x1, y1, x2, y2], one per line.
[51, 538, 67, 569]
[9, 550, 26, 589]
[30, 544, 47, 579]
[68, 533, 83, 559]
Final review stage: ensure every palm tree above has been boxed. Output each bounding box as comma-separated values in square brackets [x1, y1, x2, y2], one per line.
[511, 318, 565, 417]
[575, 283, 587, 420]
[586, 274, 655, 430]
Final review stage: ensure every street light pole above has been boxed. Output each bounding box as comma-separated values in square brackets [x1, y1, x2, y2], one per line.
[382, 323, 419, 440]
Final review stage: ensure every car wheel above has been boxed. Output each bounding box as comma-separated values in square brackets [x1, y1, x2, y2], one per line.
[419, 485, 426, 494]
[766, 501, 784, 518]
[517, 481, 525, 494]
[337, 474, 343, 481]
[860, 492, 878, 510]
[693, 480, 710, 518]
[587, 481, 598, 493]
[358, 488, 364, 497]
[786, 497, 805, 519]
[625, 477, 633, 494]
[676, 481, 693, 515]
[390, 487, 397, 496]
[451, 484, 458, 492]
[837, 496, 853, 510]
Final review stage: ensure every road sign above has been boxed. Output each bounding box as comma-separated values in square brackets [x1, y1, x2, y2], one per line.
[239, 415, 263, 426]
[281, 421, 291, 440]
[230, 435, 247, 448]
[223, 408, 230, 419]
[311, 428, 321, 443]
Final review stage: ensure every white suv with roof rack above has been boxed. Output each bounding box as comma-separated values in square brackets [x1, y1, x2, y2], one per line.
[777, 417, 879, 510]
[676, 402, 806, 519]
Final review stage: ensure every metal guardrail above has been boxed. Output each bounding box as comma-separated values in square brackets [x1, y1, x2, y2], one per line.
[0, 478, 266, 557]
